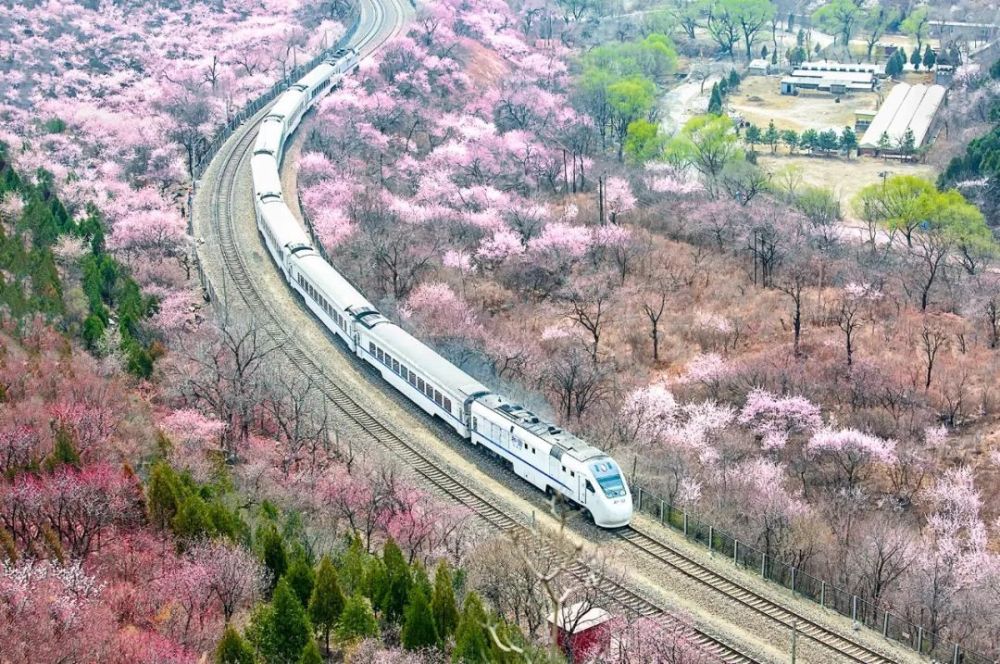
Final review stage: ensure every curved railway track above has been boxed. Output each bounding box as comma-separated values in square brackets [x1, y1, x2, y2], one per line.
[198, 2, 909, 662]
[618, 527, 897, 664]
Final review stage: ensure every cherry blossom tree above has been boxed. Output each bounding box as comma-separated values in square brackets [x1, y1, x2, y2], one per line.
[737, 388, 822, 451]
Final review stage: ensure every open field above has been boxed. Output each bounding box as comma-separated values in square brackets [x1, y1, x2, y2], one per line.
[728, 74, 881, 133]
[756, 153, 938, 219]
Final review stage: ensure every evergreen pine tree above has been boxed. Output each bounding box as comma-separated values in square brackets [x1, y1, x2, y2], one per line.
[285, 545, 316, 606]
[43, 427, 80, 472]
[412, 560, 432, 599]
[728, 68, 741, 90]
[309, 555, 346, 654]
[707, 83, 723, 115]
[379, 537, 411, 621]
[452, 592, 491, 663]
[298, 639, 323, 664]
[172, 494, 212, 542]
[336, 593, 379, 644]
[431, 561, 459, 640]
[249, 578, 312, 664]
[401, 586, 439, 650]
[366, 557, 388, 608]
[910, 47, 922, 70]
[215, 625, 254, 664]
[257, 524, 288, 592]
[339, 533, 369, 596]
[146, 461, 183, 530]
[215, 625, 255, 664]
[923, 45, 936, 70]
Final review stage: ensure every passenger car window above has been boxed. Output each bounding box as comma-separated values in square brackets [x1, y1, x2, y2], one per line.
[586, 480, 595, 493]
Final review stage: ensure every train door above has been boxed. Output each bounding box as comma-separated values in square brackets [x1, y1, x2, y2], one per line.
[548, 448, 562, 491]
[578, 474, 587, 506]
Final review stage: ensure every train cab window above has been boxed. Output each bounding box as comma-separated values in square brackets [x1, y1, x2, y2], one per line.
[586, 480, 596, 493]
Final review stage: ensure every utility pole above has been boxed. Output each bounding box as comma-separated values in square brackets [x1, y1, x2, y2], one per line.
[791, 621, 798, 664]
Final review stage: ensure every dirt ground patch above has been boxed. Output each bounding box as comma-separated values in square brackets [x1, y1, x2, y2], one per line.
[728, 75, 882, 134]
[756, 153, 938, 219]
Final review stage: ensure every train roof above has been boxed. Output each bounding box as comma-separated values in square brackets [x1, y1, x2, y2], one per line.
[251, 154, 282, 199]
[257, 199, 313, 248]
[254, 119, 284, 156]
[295, 251, 376, 311]
[298, 63, 338, 92]
[476, 394, 605, 463]
[269, 89, 305, 121]
[373, 324, 489, 399]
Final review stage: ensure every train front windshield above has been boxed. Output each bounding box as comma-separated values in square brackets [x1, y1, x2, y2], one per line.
[592, 460, 627, 498]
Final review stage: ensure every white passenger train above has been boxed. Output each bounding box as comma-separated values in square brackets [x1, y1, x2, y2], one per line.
[248, 47, 632, 528]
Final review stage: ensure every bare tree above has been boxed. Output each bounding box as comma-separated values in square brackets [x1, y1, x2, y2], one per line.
[172, 315, 277, 460]
[544, 344, 611, 420]
[919, 316, 949, 390]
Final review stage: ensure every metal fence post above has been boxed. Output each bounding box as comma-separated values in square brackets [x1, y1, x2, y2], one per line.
[852, 596, 858, 623]
[952, 644, 959, 664]
[761, 552, 766, 578]
[882, 612, 889, 637]
[708, 526, 713, 552]
[917, 627, 923, 653]
[637, 487, 642, 511]
[820, 581, 825, 608]
[791, 567, 796, 595]
[683, 512, 688, 536]
[733, 540, 738, 565]
[659, 499, 664, 524]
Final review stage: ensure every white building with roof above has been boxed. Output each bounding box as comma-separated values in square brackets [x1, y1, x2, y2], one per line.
[859, 82, 947, 154]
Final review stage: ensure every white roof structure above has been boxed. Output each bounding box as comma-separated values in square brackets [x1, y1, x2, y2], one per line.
[907, 85, 946, 146]
[550, 603, 611, 634]
[798, 61, 884, 76]
[749, 58, 770, 70]
[859, 83, 947, 149]
[791, 69, 874, 84]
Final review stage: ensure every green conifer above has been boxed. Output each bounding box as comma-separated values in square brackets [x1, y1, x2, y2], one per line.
[379, 537, 411, 621]
[308, 555, 346, 653]
[339, 533, 369, 596]
[452, 592, 491, 663]
[285, 545, 316, 606]
[215, 625, 254, 664]
[257, 523, 288, 592]
[336, 593, 379, 644]
[401, 586, 439, 650]
[431, 561, 459, 639]
[298, 639, 323, 664]
[42, 427, 80, 472]
[708, 83, 723, 115]
[249, 578, 312, 664]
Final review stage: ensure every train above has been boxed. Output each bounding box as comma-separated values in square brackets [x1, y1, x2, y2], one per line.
[248, 46, 632, 528]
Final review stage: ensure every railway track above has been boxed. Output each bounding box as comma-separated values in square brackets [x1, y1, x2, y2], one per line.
[618, 527, 897, 664]
[198, 2, 908, 662]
